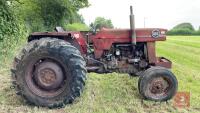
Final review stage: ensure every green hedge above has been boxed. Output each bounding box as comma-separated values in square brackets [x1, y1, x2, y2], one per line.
[167, 23, 200, 36]
[65, 23, 89, 31]
[167, 29, 200, 36]
[167, 29, 193, 35]
[0, 0, 27, 64]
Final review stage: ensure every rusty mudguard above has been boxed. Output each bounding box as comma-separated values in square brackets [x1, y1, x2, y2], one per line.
[155, 57, 172, 69]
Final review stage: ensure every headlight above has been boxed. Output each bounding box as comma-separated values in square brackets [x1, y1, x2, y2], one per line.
[152, 29, 160, 38]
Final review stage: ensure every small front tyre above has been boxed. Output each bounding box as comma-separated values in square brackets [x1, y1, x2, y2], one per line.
[138, 67, 178, 101]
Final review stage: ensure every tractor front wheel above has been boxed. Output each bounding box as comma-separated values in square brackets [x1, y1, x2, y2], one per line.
[138, 67, 178, 101]
[11, 38, 86, 108]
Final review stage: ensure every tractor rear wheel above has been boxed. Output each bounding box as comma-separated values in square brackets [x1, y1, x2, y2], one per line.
[138, 67, 178, 101]
[11, 38, 87, 108]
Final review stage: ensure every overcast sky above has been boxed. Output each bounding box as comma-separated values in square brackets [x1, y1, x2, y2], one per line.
[79, 0, 200, 30]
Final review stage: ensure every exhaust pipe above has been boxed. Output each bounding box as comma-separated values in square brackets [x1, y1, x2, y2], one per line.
[130, 6, 136, 45]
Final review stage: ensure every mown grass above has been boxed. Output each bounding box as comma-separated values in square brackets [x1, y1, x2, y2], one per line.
[0, 36, 200, 113]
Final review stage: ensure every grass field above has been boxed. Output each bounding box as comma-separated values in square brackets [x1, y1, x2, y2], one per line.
[0, 36, 200, 113]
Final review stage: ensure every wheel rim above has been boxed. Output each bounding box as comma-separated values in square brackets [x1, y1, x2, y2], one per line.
[34, 61, 64, 90]
[147, 76, 171, 99]
[25, 58, 68, 98]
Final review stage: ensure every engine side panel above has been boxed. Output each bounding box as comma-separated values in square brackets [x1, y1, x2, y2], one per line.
[91, 28, 167, 58]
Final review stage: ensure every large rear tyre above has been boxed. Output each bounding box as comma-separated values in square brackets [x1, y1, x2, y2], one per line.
[138, 67, 178, 101]
[11, 38, 87, 108]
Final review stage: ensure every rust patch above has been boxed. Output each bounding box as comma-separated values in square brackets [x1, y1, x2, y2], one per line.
[147, 42, 156, 63]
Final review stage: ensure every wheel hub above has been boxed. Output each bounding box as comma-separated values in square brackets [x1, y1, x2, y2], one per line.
[34, 61, 64, 90]
[149, 77, 169, 95]
[151, 81, 164, 94]
[40, 68, 56, 85]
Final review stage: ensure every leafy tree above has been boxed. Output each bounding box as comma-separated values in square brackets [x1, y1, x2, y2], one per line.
[173, 23, 195, 31]
[0, 0, 24, 46]
[0, 0, 17, 41]
[167, 23, 197, 35]
[167, 29, 193, 35]
[65, 23, 89, 31]
[0, 0, 26, 62]
[13, 0, 89, 32]
[91, 17, 114, 30]
[0, 0, 90, 65]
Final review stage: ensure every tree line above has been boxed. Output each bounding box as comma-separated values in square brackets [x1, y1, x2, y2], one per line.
[13, 0, 90, 32]
[167, 23, 200, 35]
[0, 0, 90, 62]
[0, 0, 114, 63]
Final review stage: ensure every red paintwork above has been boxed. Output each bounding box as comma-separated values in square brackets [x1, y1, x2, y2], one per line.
[30, 31, 88, 54]
[89, 28, 167, 58]
[155, 57, 172, 68]
[68, 32, 87, 54]
[30, 28, 167, 61]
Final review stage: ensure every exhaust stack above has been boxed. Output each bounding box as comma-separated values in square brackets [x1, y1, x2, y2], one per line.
[130, 6, 136, 45]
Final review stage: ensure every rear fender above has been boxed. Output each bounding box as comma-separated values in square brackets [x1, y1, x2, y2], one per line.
[28, 32, 87, 55]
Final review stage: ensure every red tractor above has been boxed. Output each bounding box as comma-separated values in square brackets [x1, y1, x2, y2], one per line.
[11, 6, 178, 108]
